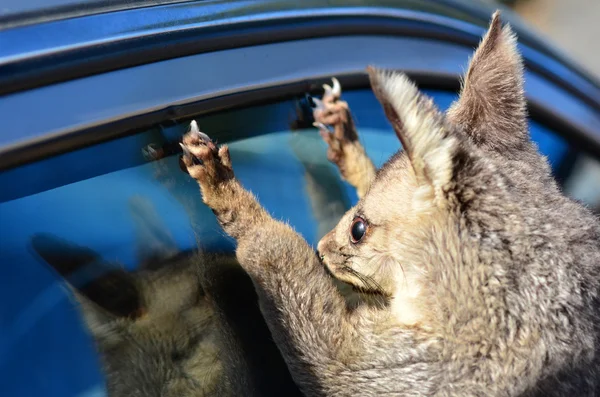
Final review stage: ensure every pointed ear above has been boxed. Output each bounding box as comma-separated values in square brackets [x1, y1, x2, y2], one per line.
[31, 234, 145, 331]
[368, 66, 470, 198]
[447, 11, 528, 153]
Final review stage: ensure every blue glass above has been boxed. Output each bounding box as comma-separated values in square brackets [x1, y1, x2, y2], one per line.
[0, 88, 583, 396]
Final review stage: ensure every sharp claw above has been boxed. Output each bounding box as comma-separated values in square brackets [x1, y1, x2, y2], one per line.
[331, 77, 341, 97]
[197, 130, 211, 142]
[179, 143, 192, 157]
[313, 122, 333, 132]
[179, 143, 203, 165]
[189, 119, 212, 142]
[189, 120, 199, 134]
[311, 97, 324, 110]
[142, 144, 159, 160]
[322, 83, 332, 96]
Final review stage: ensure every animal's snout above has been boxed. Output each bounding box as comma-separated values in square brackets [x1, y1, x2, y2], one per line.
[317, 230, 336, 259]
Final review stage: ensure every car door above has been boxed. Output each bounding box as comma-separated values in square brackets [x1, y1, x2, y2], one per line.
[1, 2, 599, 396]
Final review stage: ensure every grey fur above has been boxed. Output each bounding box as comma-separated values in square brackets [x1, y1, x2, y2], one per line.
[180, 11, 600, 397]
[31, 195, 302, 396]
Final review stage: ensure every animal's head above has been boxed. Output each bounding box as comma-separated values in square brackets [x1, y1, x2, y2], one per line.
[318, 11, 560, 328]
[30, 198, 223, 396]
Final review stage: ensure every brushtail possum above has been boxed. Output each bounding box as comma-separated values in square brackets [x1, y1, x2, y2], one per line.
[31, 195, 303, 396]
[180, 11, 600, 397]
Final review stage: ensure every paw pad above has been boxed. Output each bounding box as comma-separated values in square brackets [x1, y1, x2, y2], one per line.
[179, 120, 234, 183]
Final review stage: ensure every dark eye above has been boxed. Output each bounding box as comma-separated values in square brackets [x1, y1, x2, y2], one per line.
[350, 217, 368, 243]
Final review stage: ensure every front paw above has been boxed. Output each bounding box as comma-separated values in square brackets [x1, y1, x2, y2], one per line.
[180, 121, 235, 206]
[311, 78, 358, 166]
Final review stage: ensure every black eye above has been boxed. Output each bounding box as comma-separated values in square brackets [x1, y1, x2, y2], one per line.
[350, 217, 368, 243]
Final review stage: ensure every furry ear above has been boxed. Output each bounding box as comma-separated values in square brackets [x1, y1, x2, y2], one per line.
[368, 66, 467, 197]
[31, 234, 145, 329]
[446, 11, 528, 153]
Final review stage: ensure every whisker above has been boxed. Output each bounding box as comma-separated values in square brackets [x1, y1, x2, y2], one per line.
[348, 263, 383, 291]
[341, 264, 386, 296]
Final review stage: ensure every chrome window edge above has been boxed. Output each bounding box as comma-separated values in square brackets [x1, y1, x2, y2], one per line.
[0, 35, 598, 172]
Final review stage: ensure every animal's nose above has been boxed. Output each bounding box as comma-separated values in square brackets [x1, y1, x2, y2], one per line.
[317, 239, 325, 256]
[317, 230, 334, 256]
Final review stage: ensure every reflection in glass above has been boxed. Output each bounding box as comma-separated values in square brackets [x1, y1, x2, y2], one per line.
[1, 89, 598, 396]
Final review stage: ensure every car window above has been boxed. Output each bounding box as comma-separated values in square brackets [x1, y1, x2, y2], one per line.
[1, 88, 599, 397]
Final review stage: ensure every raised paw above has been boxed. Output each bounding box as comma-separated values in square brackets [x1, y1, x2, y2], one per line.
[311, 78, 359, 165]
[180, 121, 268, 239]
[180, 120, 234, 192]
[310, 78, 376, 197]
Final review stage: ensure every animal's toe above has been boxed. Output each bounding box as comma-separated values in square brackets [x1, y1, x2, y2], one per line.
[190, 121, 211, 143]
[179, 143, 204, 166]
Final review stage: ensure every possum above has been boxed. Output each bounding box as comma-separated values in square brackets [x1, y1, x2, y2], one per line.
[179, 11, 600, 397]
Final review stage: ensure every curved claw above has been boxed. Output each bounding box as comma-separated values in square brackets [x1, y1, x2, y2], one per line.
[189, 120, 211, 142]
[313, 122, 333, 133]
[322, 83, 332, 97]
[331, 77, 341, 97]
[311, 97, 324, 110]
[179, 143, 203, 165]
[197, 130, 211, 142]
[189, 120, 199, 133]
[142, 144, 159, 160]
[179, 143, 191, 156]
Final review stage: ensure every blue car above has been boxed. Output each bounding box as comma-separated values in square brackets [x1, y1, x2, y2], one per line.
[1, 1, 599, 396]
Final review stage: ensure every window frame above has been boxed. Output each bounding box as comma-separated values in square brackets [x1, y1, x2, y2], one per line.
[1, 1, 598, 103]
[1, 34, 599, 175]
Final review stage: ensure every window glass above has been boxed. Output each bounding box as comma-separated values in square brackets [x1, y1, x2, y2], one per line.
[563, 153, 600, 211]
[0, 88, 598, 397]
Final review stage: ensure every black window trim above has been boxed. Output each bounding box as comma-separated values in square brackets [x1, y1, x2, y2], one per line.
[0, 72, 591, 204]
[0, 35, 598, 172]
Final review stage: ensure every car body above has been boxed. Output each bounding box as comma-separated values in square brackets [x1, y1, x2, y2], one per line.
[0, 1, 599, 396]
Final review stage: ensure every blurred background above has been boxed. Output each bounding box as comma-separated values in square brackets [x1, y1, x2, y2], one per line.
[505, 0, 600, 211]
[507, 0, 599, 75]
